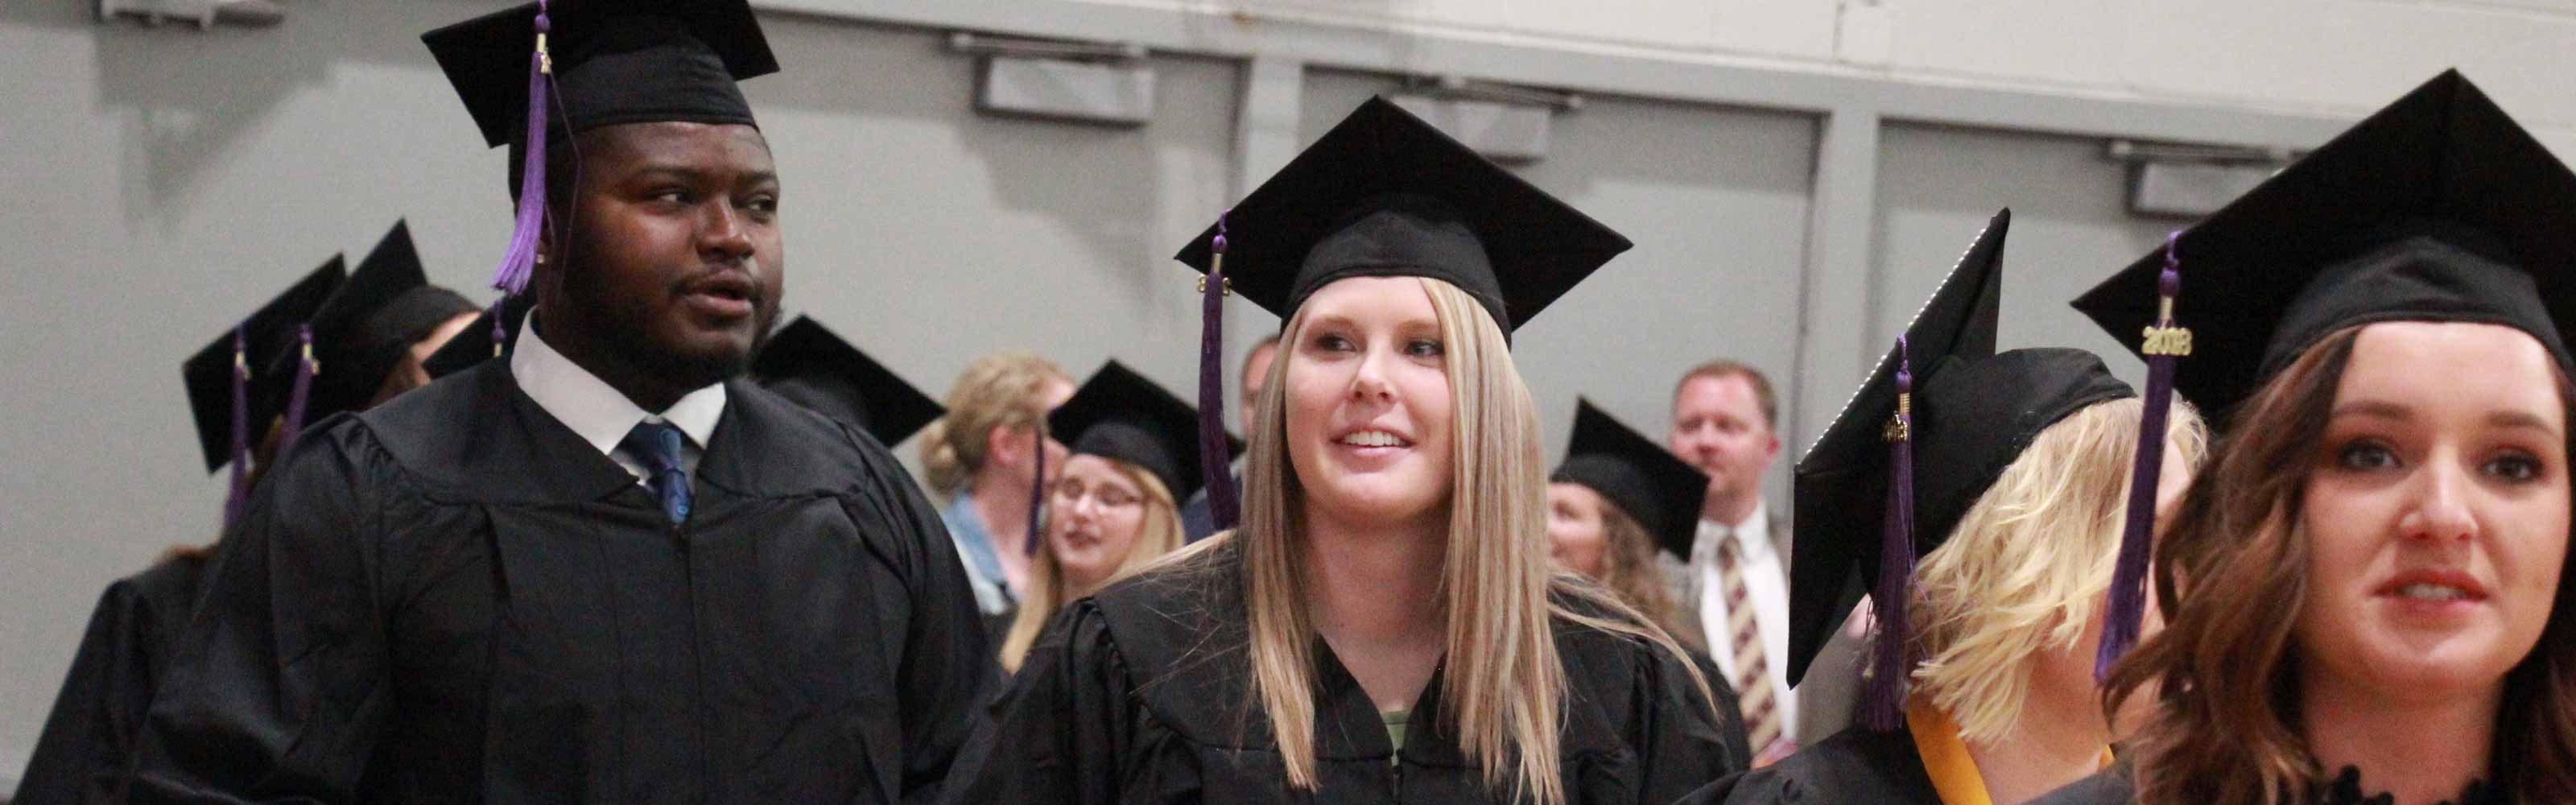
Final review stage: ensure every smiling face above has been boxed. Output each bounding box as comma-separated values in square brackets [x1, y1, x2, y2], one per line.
[1282, 276, 1457, 532]
[2293, 321, 2570, 702]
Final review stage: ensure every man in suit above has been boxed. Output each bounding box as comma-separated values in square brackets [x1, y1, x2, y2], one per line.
[1664, 360, 1860, 765]
[1179, 334, 1278, 541]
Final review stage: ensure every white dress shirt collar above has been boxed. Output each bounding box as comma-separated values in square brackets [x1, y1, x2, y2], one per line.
[1694, 500, 1773, 564]
[508, 311, 727, 458]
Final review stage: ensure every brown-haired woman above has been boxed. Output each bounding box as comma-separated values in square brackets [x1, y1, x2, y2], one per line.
[1546, 398, 1756, 770]
[2037, 71, 2576, 805]
[1547, 398, 1715, 653]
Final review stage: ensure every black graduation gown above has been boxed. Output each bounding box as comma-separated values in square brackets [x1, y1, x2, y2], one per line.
[1679, 647, 1755, 775]
[939, 543, 1737, 804]
[124, 360, 993, 803]
[13, 555, 206, 804]
[2027, 767, 2128, 804]
[1680, 724, 1940, 804]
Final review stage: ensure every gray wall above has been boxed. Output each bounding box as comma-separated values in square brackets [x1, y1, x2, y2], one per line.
[1868, 123, 2174, 386]
[1, 0, 2315, 783]
[747, 20, 1245, 442]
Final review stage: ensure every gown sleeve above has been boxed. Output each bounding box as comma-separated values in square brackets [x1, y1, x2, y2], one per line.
[1686, 647, 1755, 777]
[1700, 728, 1944, 805]
[844, 431, 998, 804]
[1635, 640, 1744, 803]
[124, 427, 395, 804]
[939, 604, 1139, 805]
[12, 579, 150, 805]
[1690, 763, 1839, 805]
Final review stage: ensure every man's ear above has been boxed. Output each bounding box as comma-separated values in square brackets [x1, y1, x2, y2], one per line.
[532, 214, 569, 306]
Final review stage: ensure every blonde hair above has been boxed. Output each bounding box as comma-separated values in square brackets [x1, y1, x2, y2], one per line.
[1906, 396, 2210, 744]
[919, 352, 1069, 497]
[1234, 278, 1714, 803]
[997, 458, 1184, 673]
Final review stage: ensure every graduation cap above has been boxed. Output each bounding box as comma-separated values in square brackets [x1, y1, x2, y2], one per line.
[1550, 398, 1708, 561]
[2076, 69, 2576, 420]
[262, 221, 479, 429]
[1021, 361, 1241, 558]
[752, 316, 945, 446]
[1790, 209, 2010, 729]
[2073, 70, 2576, 674]
[423, 0, 779, 295]
[1170, 96, 1634, 532]
[421, 292, 535, 381]
[181, 255, 345, 523]
[1049, 361, 1241, 506]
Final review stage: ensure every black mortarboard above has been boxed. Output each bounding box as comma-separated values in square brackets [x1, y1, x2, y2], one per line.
[421, 293, 534, 381]
[752, 316, 946, 446]
[423, 0, 778, 295]
[1788, 210, 2009, 731]
[1170, 96, 1632, 532]
[182, 256, 345, 528]
[262, 221, 479, 425]
[2077, 71, 2576, 675]
[1909, 350, 2136, 570]
[183, 256, 345, 474]
[1174, 96, 1632, 334]
[1047, 361, 1241, 503]
[2074, 70, 2576, 423]
[1551, 398, 1708, 560]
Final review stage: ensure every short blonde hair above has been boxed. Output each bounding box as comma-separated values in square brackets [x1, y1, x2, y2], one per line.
[997, 458, 1183, 673]
[1906, 396, 2209, 744]
[919, 352, 1069, 497]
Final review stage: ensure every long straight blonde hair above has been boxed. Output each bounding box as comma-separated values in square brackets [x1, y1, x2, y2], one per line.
[1233, 278, 1715, 803]
[997, 458, 1185, 673]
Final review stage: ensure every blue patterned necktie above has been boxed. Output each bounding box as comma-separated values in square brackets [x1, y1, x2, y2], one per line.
[619, 420, 691, 525]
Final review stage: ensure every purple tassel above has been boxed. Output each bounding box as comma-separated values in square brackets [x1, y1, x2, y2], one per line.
[2097, 233, 2187, 680]
[1196, 212, 1242, 531]
[1863, 337, 1918, 732]
[223, 326, 252, 527]
[279, 324, 317, 458]
[489, 5, 554, 296]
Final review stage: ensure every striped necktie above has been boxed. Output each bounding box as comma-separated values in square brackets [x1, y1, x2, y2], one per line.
[1714, 536, 1784, 757]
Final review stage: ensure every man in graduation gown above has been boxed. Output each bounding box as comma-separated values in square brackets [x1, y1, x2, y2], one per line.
[123, 2, 991, 803]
